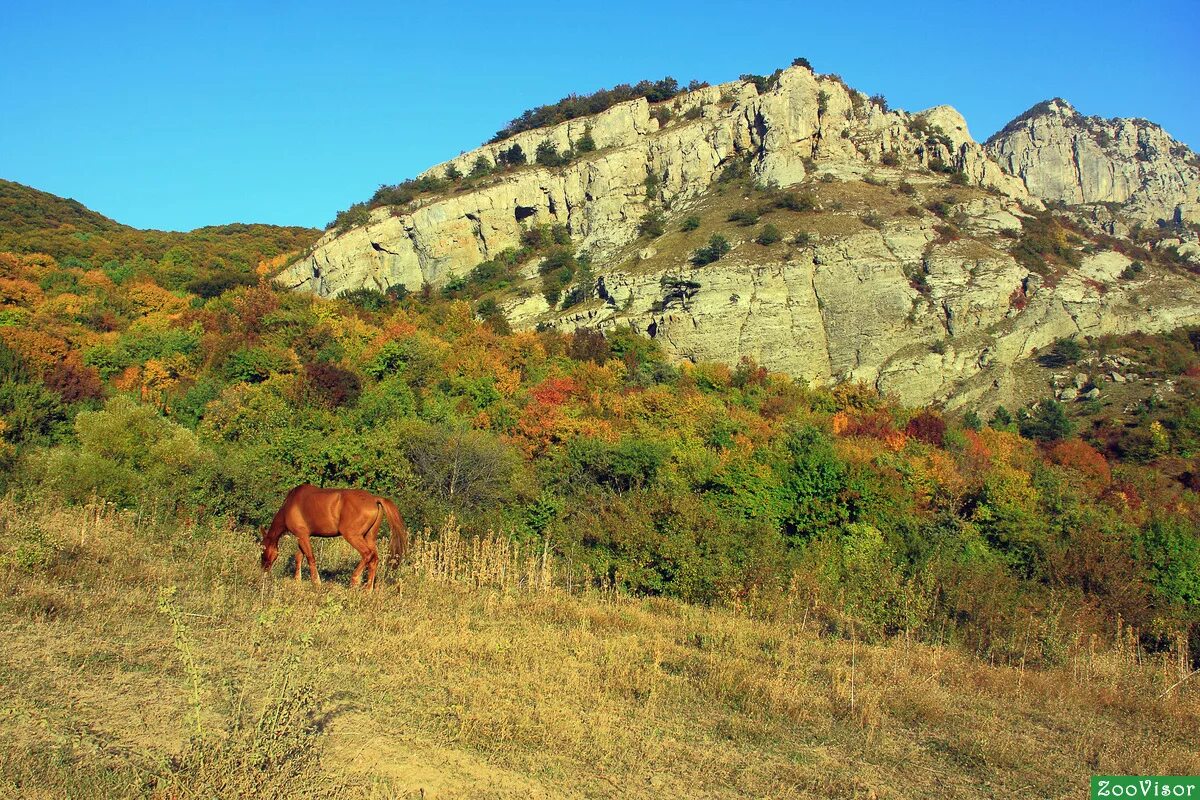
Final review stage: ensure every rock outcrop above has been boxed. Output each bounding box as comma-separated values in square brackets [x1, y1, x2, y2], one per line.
[984, 99, 1200, 232]
[278, 66, 1028, 298]
[278, 68, 1200, 409]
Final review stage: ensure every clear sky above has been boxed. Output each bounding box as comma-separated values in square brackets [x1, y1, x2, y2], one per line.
[2, 0, 1197, 232]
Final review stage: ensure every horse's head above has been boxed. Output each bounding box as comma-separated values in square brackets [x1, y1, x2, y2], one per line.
[260, 535, 279, 571]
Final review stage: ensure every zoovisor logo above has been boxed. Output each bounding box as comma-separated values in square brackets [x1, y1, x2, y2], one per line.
[1092, 777, 1200, 798]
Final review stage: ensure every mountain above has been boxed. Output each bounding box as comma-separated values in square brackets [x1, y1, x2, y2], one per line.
[278, 65, 1200, 410]
[984, 98, 1200, 235]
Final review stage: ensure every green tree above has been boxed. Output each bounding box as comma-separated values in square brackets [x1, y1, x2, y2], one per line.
[469, 156, 492, 178]
[576, 126, 596, 153]
[1019, 400, 1074, 442]
[691, 234, 731, 266]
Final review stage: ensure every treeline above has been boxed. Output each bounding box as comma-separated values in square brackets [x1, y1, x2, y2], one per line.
[488, 77, 704, 143]
[0, 180, 319, 294]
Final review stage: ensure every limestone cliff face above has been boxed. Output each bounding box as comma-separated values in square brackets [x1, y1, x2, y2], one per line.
[278, 66, 1027, 298]
[518, 190, 1200, 409]
[279, 68, 1200, 408]
[984, 99, 1200, 231]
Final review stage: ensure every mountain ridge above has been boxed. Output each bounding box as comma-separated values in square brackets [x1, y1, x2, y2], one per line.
[274, 64, 1200, 410]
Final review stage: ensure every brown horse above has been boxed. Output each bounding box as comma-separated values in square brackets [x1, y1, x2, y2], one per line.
[260, 484, 408, 590]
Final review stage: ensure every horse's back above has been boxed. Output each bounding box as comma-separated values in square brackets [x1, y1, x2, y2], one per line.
[281, 485, 380, 535]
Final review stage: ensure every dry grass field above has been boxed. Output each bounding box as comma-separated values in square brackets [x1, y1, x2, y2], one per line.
[1, 498, 1197, 799]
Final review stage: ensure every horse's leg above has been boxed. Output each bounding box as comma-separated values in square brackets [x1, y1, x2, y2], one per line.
[342, 530, 374, 588]
[365, 526, 380, 590]
[296, 533, 319, 584]
[294, 550, 303, 581]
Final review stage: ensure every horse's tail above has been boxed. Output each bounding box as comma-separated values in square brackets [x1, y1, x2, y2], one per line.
[380, 498, 408, 565]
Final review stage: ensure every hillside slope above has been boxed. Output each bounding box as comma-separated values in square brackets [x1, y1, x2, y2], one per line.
[0, 179, 320, 278]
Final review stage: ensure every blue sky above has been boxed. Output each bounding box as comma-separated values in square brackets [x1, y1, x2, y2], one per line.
[2, 0, 1197, 231]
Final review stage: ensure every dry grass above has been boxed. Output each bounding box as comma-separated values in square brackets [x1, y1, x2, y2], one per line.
[0, 499, 1196, 799]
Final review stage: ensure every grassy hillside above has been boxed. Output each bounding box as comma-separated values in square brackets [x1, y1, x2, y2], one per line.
[1, 501, 1196, 799]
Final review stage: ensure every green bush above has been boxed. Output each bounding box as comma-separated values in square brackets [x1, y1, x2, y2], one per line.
[35, 396, 213, 509]
[1018, 399, 1074, 442]
[1136, 518, 1200, 606]
[535, 141, 571, 168]
[755, 224, 782, 246]
[776, 192, 816, 212]
[1038, 337, 1083, 367]
[638, 211, 666, 238]
[576, 127, 596, 153]
[224, 347, 291, 384]
[691, 234, 731, 266]
[468, 156, 493, 178]
[728, 209, 759, 226]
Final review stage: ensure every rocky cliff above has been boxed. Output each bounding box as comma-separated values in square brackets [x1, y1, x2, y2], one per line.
[278, 67, 1200, 409]
[278, 66, 1026, 298]
[984, 98, 1200, 233]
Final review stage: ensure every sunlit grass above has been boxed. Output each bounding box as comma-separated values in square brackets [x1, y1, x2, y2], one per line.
[0, 499, 1196, 799]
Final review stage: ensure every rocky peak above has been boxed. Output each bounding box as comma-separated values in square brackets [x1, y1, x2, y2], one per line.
[279, 65, 1026, 298]
[985, 99, 1200, 231]
[275, 68, 1200, 410]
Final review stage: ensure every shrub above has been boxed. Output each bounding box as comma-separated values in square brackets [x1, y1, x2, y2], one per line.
[298, 361, 361, 409]
[649, 106, 673, 127]
[535, 141, 570, 168]
[1121, 260, 1145, 280]
[475, 298, 511, 335]
[898, 181, 917, 197]
[576, 126, 596, 153]
[1018, 399, 1074, 442]
[755, 224, 782, 246]
[880, 152, 900, 167]
[728, 209, 760, 226]
[186, 270, 255, 299]
[489, 77, 685, 142]
[861, 212, 885, 230]
[337, 287, 390, 311]
[870, 93, 889, 113]
[1038, 337, 1083, 367]
[638, 211, 666, 239]
[40, 395, 213, 509]
[906, 409, 946, 446]
[469, 156, 493, 178]
[0, 378, 68, 446]
[681, 215, 701, 232]
[717, 156, 752, 183]
[776, 192, 816, 212]
[1136, 517, 1200, 606]
[496, 143, 527, 167]
[793, 231, 812, 247]
[444, 164, 463, 181]
[223, 347, 291, 384]
[791, 57, 812, 70]
[565, 436, 669, 492]
[692, 234, 731, 266]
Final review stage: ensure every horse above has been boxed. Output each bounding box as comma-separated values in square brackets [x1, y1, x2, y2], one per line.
[260, 484, 408, 590]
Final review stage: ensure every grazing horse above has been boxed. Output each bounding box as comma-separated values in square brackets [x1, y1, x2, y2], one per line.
[260, 484, 408, 590]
